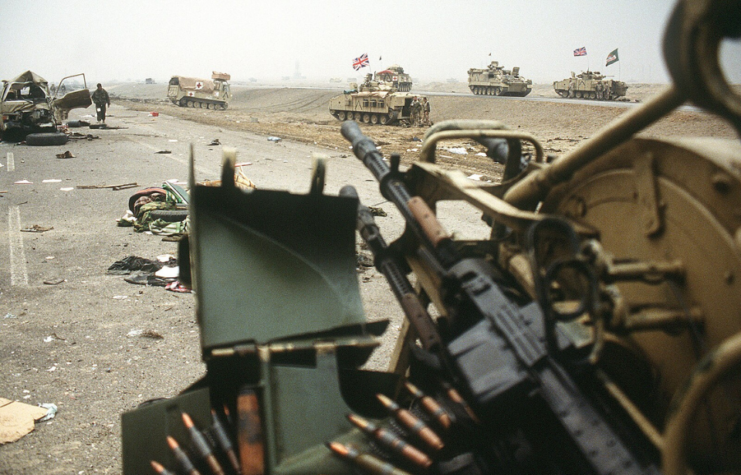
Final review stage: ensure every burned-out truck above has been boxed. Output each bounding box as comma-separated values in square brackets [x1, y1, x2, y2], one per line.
[167, 72, 231, 110]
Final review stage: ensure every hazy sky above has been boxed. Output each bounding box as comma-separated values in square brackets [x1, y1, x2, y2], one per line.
[1, 0, 739, 85]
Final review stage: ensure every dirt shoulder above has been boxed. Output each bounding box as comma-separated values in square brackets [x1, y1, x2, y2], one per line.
[112, 84, 738, 185]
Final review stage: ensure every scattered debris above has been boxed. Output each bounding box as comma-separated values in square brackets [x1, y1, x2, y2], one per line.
[476, 152, 487, 157]
[108, 255, 164, 275]
[468, 174, 483, 181]
[68, 133, 99, 141]
[0, 398, 49, 444]
[43, 279, 65, 285]
[43, 333, 65, 342]
[3, 313, 16, 319]
[141, 330, 164, 340]
[411, 137, 422, 142]
[14, 180, 32, 185]
[368, 206, 387, 217]
[113, 295, 129, 300]
[165, 281, 191, 293]
[128, 329, 164, 339]
[77, 182, 138, 191]
[21, 225, 53, 233]
[38, 404, 57, 422]
[42, 179, 62, 183]
[209, 139, 221, 146]
[60, 187, 74, 192]
[446, 147, 468, 155]
[267, 136, 282, 142]
[55, 151, 75, 159]
[155, 150, 172, 154]
[149, 112, 159, 117]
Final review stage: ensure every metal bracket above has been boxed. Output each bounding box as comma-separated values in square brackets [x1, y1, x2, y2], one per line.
[634, 153, 663, 237]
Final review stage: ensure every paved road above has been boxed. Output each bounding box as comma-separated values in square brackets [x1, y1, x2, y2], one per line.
[0, 105, 423, 473]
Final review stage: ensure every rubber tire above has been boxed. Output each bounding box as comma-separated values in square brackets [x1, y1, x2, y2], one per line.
[66, 120, 88, 128]
[346, 112, 354, 121]
[362, 113, 371, 123]
[370, 114, 379, 125]
[337, 111, 346, 121]
[379, 114, 389, 125]
[149, 209, 189, 222]
[25, 132, 69, 146]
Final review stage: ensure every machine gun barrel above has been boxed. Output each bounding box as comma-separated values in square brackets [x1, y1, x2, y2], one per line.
[340, 185, 444, 352]
[341, 121, 459, 269]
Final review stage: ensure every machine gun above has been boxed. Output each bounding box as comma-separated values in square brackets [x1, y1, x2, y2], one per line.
[340, 121, 659, 474]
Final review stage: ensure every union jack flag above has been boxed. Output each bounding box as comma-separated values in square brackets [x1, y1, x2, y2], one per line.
[573, 47, 587, 57]
[353, 53, 370, 71]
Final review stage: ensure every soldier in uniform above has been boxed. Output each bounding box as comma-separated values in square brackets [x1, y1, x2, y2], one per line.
[422, 97, 431, 126]
[92, 83, 111, 124]
[595, 81, 604, 100]
[410, 96, 421, 126]
[568, 78, 575, 98]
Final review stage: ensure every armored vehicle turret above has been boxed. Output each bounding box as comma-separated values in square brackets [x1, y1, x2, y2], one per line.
[374, 64, 413, 92]
[467, 61, 532, 96]
[553, 70, 628, 100]
[328, 74, 416, 125]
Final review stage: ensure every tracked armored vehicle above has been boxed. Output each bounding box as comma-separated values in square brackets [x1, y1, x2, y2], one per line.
[374, 64, 412, 92]
[167, 72, 231, 110]
[328, 76, 415, 125]
[553, 70, 628, 100]
[467, 61, 532, 96]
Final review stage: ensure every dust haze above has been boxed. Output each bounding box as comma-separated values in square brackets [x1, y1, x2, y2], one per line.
[1, 0, 739, 85]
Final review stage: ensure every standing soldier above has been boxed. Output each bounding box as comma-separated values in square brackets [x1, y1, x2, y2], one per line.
[410, 96, 421, 126]
[92, 83, 111, 124]
[595, 81, 603, 100]
[422, 97, 431, 126]
[568, 78, 575, 98]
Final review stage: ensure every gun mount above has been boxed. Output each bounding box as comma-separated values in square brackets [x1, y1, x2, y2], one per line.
[122, 1, 741, 474]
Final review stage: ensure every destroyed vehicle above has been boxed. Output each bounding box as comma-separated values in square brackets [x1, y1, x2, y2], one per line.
[467, 61, 532, 96]
[0, 71, 92, 141]
[167, 72, 231, 110]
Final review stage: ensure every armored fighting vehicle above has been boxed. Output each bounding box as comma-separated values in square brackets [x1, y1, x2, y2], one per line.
[374, 64, 413, 91]
[553, 70, 628, 100]
[328, 76, 415, 125]
[167, 72, 231, 110]
[467, 61, 532, 96]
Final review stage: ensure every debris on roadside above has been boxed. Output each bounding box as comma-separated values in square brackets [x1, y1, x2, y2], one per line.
[154, 150, 172, 154]
[38, 403, 57, 422]
[21, 224, 53, 233]
[42, 279, 65, 285]
[368, 206, 387, 217]
[0, 398, 49, 444]
[127, 329, 164, 340]
[165, 281, 191, 293]
[108, 255, 168, 275]
[55, 151, 75, 159]
[42, 179, 62, 183]
[77, 182, 138, 191]
[68, 133, 99, 141]
[208, 139, 221, 146]
[14, 180, 32, 184]
[267, 136, 282, 142]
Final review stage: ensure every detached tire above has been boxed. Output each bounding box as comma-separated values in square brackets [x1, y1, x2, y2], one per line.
[25, 133, 69, 146]
[149, 209, 189, 222]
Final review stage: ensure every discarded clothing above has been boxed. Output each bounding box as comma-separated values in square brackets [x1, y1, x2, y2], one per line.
[107, 256, 163, 275]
